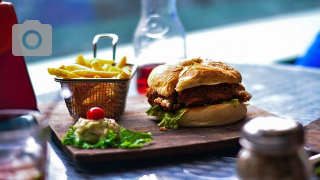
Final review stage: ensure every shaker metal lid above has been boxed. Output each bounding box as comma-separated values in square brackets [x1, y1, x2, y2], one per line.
[241, 116, 304, 148]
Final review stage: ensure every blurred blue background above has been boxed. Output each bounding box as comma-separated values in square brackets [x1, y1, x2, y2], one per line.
[7, 0, 320, 63]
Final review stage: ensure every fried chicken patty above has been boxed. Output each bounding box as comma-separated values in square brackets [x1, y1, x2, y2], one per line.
[146, 83, 252, 111]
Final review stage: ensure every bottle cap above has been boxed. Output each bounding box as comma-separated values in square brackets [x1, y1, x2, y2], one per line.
[240, 116, 304, 150]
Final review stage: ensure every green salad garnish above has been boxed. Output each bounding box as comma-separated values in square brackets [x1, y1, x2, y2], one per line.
[62, 126, 153, 149]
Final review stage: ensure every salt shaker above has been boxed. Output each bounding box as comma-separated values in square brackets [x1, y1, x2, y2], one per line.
[236, 116, 313, 180]
[133, 0, 186, 95]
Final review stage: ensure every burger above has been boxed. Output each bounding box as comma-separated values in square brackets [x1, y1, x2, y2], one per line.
[145, 58, 252, 129]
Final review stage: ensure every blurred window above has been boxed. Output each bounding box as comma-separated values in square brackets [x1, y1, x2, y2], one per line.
[6, 0, 320, 63]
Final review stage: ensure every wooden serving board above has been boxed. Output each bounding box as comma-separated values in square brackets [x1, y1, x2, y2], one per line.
[304, 118, 320, 154]
[40, 96, 275, 163]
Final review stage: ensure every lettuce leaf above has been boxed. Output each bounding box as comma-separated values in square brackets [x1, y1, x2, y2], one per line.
[119, 129, 153, 148]
[145, 104, 162, 116]
[146, 105, 187, 129]
[157, 108, 187, 129]
[146, 99, 239, 129]
[62, 126, 152, 149]
[223, 98, 239, 105]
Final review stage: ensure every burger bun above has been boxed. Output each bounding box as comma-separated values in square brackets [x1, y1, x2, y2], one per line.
[147, 58, 242, 97]
[178, 102, 247, 127]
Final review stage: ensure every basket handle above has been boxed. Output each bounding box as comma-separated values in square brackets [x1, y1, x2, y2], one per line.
[93, 34, 118, 60]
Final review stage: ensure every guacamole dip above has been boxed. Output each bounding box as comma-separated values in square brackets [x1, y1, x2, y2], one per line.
[74, 118, 121, 144]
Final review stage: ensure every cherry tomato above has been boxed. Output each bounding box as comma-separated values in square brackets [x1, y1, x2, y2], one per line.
[86, 107, 105, 120]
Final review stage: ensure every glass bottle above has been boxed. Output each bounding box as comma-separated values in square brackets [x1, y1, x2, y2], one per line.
[236, 116, 313, 180]
[133, 0, 186, 95]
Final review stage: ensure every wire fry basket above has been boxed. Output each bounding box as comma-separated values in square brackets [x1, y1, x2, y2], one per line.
[55, 34, 136, 120]
[55, 70, 135, 120]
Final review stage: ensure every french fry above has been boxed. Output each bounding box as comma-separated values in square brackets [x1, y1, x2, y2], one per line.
[96, 59, 114, 65]
[76, 54, 87, 67]
[82, 84, 114, 106]
[103, 64, 111, 71]
[115, 56, 127, 68]
[86, 59, 113, 67]
[72, 83, 97, 107]
[91, 60, 104, 71]
[108, 66, 122, 72]
[48, 68, 81, 78]
[116, 69, 131, 79]
[82, 91, 111, 106]
[64, 64, 90, 71]
[48, 54, 132, 79]
[73, 70, 119, 78]
[122, 65, 132, 72]
[59, 64, 65, 69]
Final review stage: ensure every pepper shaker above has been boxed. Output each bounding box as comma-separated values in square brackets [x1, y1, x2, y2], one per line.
[236, 116, 312, 180]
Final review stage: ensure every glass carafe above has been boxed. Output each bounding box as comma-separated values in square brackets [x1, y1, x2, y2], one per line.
[133, 0, 186, 95]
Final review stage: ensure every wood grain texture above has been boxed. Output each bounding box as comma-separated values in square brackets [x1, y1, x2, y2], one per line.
[39, 96, 275, 162]
[304, 118, 320, 153]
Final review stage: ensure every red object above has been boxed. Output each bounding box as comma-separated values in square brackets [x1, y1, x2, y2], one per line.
[136, 63, 163, 95]
[87, 107, 105, 120]
[0, 1, 37, 110]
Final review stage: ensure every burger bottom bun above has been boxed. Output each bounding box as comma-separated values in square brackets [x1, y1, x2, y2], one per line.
[178, 103, 247, 127]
